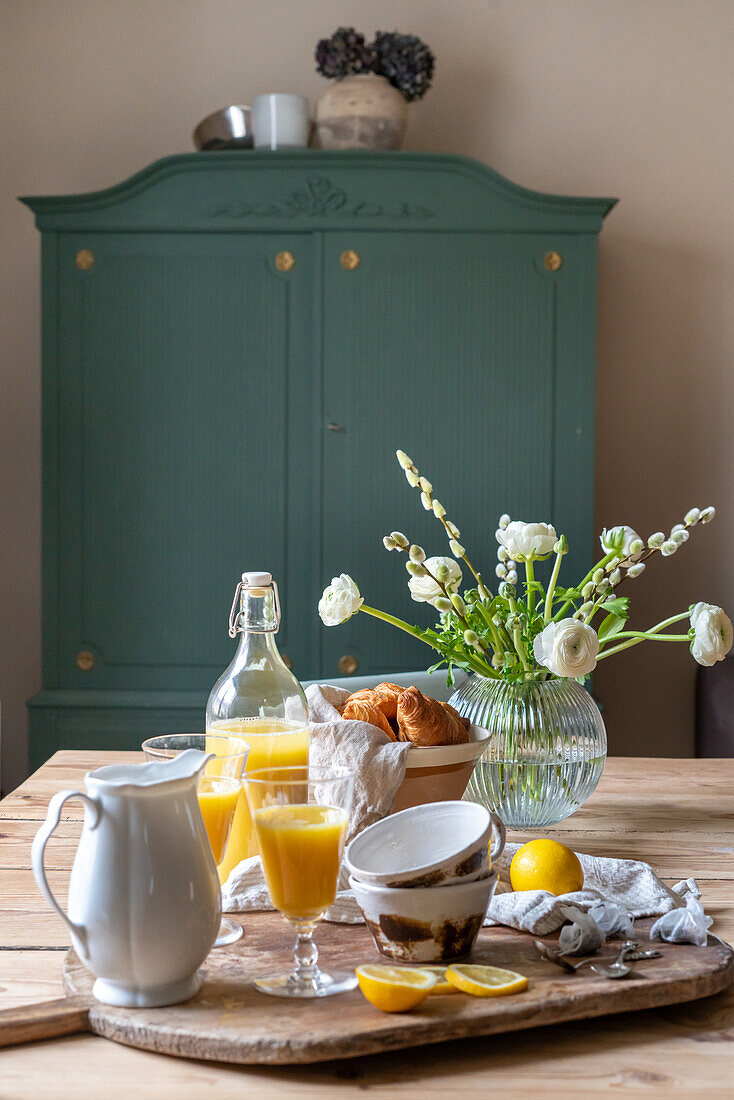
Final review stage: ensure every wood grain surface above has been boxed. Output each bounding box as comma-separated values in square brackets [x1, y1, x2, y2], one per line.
[2, 752, 734, 1097]
[57, 916, 732, 1065]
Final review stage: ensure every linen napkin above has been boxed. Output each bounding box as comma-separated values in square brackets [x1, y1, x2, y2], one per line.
[483, 842, 696, 935]
[222, 684, 411, 919]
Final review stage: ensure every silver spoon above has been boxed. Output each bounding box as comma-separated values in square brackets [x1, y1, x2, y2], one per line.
[534, 939, 640, 978]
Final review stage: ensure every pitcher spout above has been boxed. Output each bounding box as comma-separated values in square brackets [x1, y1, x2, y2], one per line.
[86, 749, 212, 792]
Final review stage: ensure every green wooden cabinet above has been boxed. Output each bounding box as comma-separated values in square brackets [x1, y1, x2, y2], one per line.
[23, 152, 615, 767]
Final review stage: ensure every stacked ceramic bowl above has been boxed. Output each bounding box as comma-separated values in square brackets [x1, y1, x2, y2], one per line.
[346, 801, 505, 963]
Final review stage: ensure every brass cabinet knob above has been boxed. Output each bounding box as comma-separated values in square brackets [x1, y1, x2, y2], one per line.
[75, 249, 95, 270]
[76, 651, 95, 671]
[275, 251, 295, 272]
[340, 250, 360, 270]
[544, 251, 563, 272]
[281, 654, 292, 670]
[339, 654, 359, 675]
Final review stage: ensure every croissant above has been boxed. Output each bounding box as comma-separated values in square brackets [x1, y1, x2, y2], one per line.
[397, 687, 469, 746]
[439, 700, 471, 731]
[337, 688, 377, 714]
[372, 682, 404, 720]
[341, 698, 397, 741]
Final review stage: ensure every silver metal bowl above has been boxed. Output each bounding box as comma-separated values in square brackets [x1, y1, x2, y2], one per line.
[193, 106, 253, 151]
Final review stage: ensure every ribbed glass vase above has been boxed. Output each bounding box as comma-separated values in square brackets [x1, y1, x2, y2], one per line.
[449, 676, 607, 828]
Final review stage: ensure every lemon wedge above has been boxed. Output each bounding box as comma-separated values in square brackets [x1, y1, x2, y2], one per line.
[421, 966, 460, 994]
[445, 964, 528, 997]
[356, 964, 437, 1012]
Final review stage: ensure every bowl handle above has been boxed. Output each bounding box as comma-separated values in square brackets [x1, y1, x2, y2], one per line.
[489, 812, 506, 862]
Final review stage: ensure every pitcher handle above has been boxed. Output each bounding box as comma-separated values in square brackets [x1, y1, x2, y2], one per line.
[489, 811, 506, 863]
[31, 790, 101, 960]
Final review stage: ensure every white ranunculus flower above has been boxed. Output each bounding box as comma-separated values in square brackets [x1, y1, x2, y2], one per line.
[318, 574, 364, 626]
[690, 602, 733, 666]
[408, 556, 462, 606]
[533, 618, 599, 678]
[600, 525, 643, 561]
[497, 521, 557, 561]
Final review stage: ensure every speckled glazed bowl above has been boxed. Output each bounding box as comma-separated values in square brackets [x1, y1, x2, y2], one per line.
[345, 800, 503, 889]
[350, 870, 497, 963]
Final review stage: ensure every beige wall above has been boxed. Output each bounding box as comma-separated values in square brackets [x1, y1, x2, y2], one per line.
[1, 0, 732, 789]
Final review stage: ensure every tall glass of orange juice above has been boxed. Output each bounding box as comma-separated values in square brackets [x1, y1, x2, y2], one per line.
[206, 719, 309, 881]
[243, 764, 355, 998]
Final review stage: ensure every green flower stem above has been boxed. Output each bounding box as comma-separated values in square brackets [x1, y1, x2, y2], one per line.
[596, 612, 691, 661]
[475, 601, 506, 658]
[525, 559, 535, 618]
[358, 605, 496, 678]
[552, 551, 616, 622]
[543, 547, 564, 623]
[513, 625, 531, 672]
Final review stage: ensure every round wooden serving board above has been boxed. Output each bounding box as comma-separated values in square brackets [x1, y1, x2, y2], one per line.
[58, 913, 733, 1065]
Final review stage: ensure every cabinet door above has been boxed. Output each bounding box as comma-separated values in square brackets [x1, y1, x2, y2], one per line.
[53, 233, 317, 689]
[320, 231, 594, 678]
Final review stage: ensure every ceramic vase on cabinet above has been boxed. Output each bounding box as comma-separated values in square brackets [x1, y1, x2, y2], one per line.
[450, 676, 607, 828]
[315, 74, 407, 149]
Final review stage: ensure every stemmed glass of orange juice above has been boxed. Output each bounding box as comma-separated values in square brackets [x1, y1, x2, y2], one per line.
[142, 734, 249, 947]
[243, 764, 355, 998]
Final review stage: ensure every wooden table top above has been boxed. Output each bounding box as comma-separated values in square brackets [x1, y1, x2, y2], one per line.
[2, 751, 733, 1098]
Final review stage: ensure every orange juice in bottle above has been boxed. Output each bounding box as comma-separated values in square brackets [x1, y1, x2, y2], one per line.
[206, 572, 309, 881]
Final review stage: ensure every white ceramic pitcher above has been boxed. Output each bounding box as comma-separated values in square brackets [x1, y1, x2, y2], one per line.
[32, 749, 222, 1007]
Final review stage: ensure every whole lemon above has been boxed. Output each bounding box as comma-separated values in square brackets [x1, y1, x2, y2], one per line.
[510, 839, 584, 895]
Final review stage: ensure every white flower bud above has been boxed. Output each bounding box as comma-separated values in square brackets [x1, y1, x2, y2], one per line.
[495, 528, 504, 543]
[507, 560, 517, 570]
[464, 629, 479, 646]
[421, 492, 432, 510]
[582, 582, 594, 598]
[700, 506, 716, 523]
[449, 539, 465, 558]
[661, 540, 678, 556]
[435, 563, 450, 580]
[499, 582, 515, 599]
[627, 562, 646, 578]
[497, 547, 509, 562]
[580, 602, 593, 615]
[405, 468, 421, 488]
[409, 544, 426, 563]
[506, 570, 518, 584]
[684, 508, 701, 526]
[390, 531, 409, 549]
[382, 536, 396, 550]
[496, 563, 507, 579]
[396, 450, 413, 470]
[499, 514, 511, 530]
[418, 476, 432, 495]
[671, 523, 685, 535]
[451, 594, 466, 616]
[405, 560, 426, 576]
[628, 538, 644, 556]
[593, 569, 604, 584]
[432, 500, 446, 518]
[597, 578, 611, 593]
[491, 654, 503, 669]
[671, 530, 687, 546]
[606, 557, 620, 572]
[648, 532, 665, 549]
[609, 569, 622, 586]
[434, 596, 453, 613]
[446, 521, 461, 539]
[573, 609, 585, 621]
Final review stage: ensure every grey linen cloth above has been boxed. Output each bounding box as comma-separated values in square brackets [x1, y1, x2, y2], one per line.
[222, 684, 411, 921]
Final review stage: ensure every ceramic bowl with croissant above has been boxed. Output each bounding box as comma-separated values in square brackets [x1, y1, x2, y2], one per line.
[337, 682, 490, 812]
